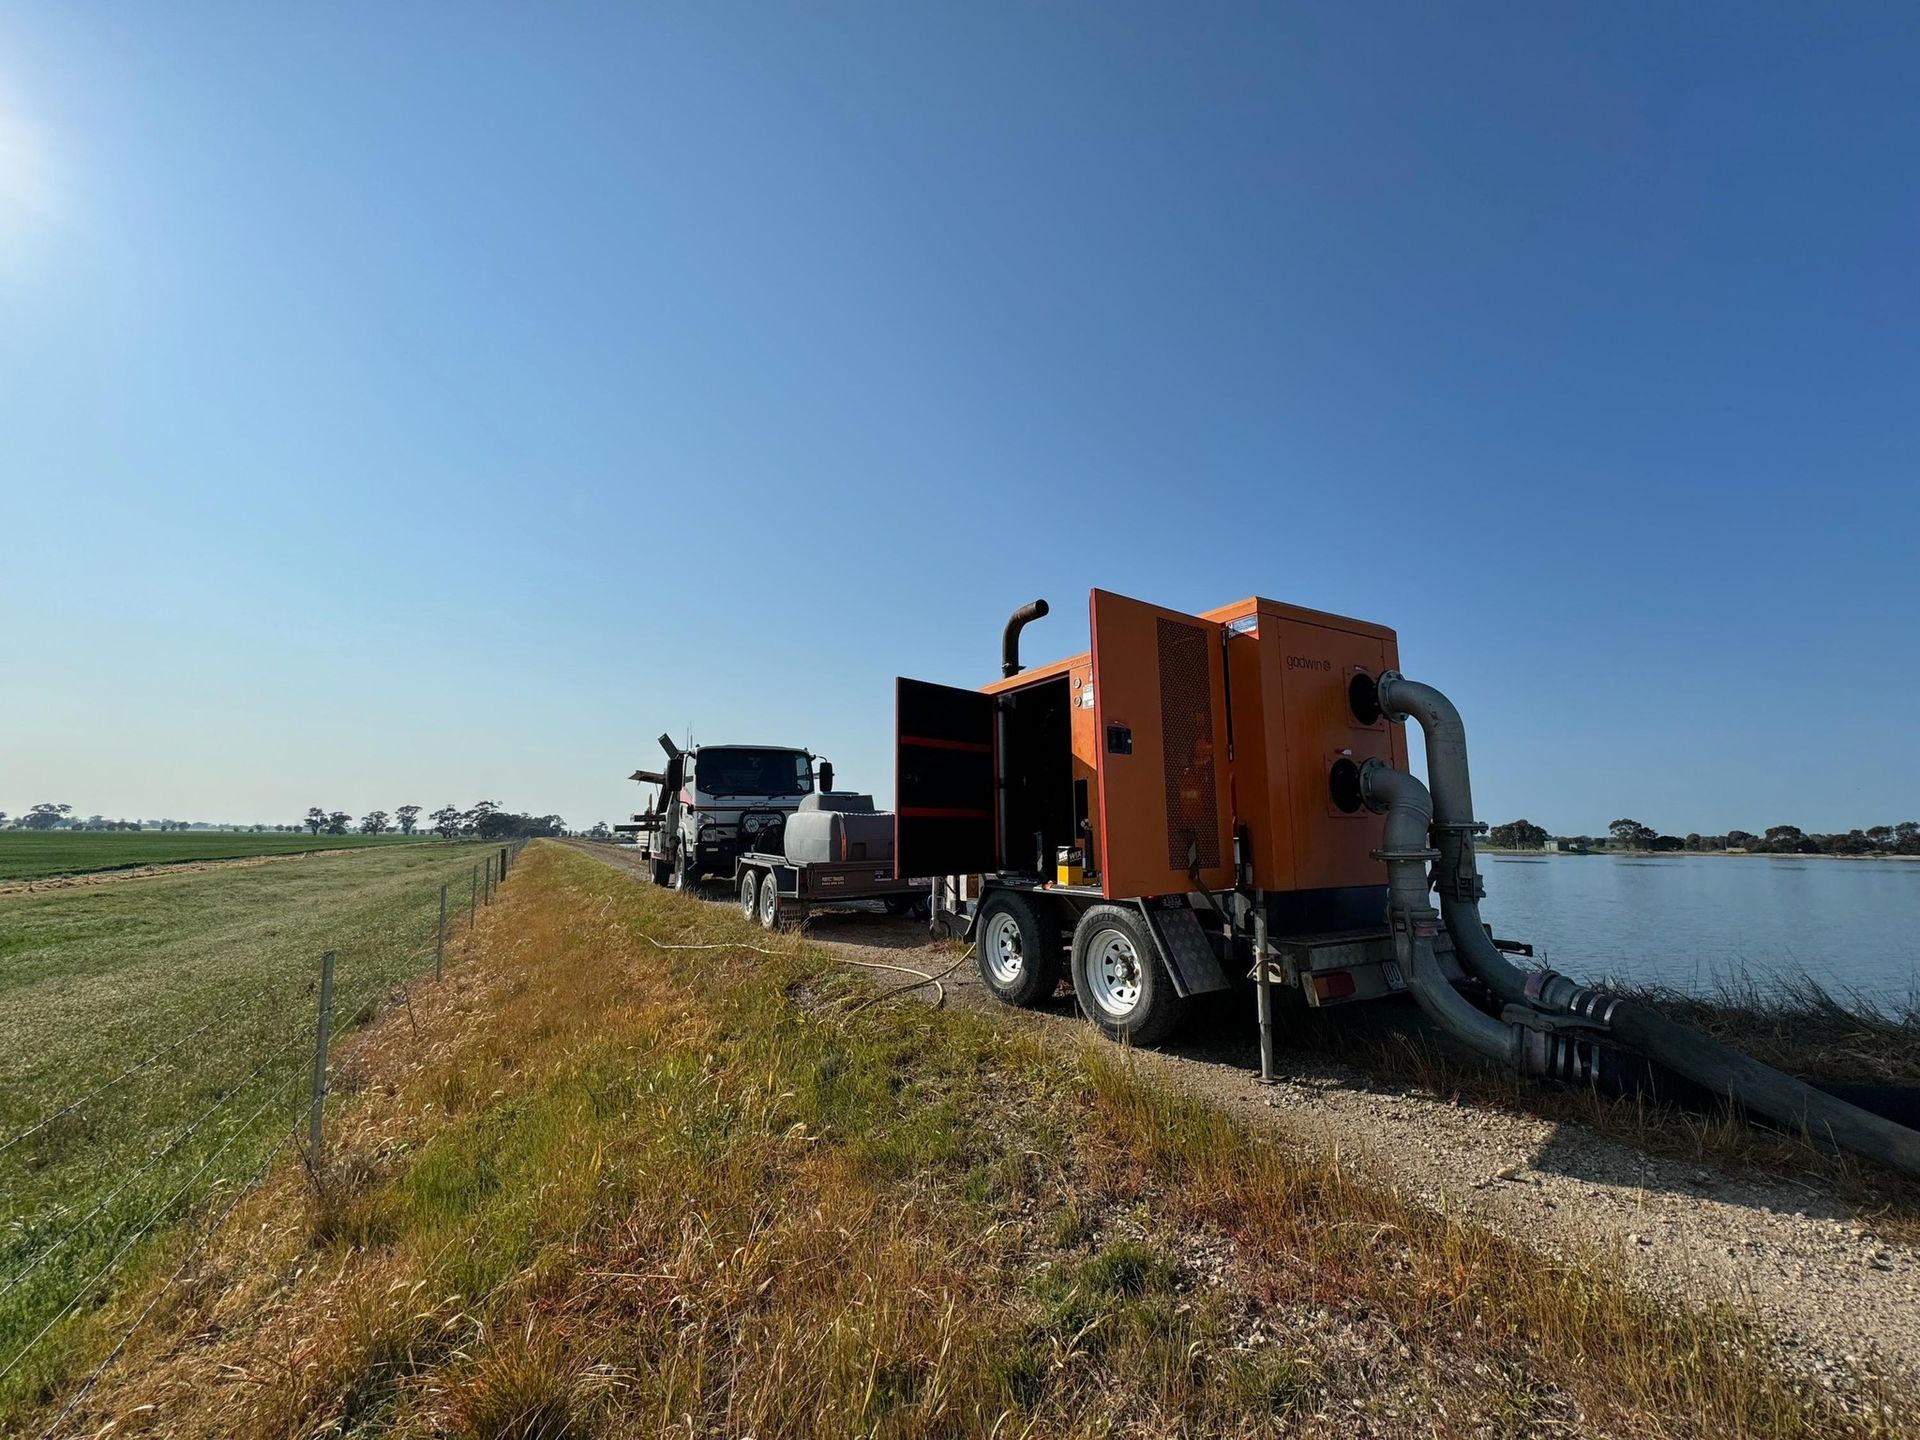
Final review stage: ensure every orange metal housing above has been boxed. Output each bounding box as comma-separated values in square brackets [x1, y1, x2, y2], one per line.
[980, 592, 1405, 899]
[1200, 597, 1407, 895]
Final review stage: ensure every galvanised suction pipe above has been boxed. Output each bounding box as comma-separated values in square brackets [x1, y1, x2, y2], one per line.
[1358, 762, 1525, 1069]
[1373, 674, 1920, 1178]
[1372, 673, 1597, 1016]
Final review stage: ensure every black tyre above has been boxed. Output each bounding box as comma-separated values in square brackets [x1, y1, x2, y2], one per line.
[675, 851, 698, 894]
[650, 857, 671, 887]
[1071, 905, 1184, 1045]
[974, 891, 1063, 1008]
[757, 870, 781, 929]
[739, 869, 760, 920]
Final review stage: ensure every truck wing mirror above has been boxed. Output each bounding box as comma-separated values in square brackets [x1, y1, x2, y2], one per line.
[818, 761, 834, 792]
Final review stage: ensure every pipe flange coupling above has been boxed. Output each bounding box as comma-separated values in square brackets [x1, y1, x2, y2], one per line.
[1432, 819, 1490, 836]
[1374, 670, 1411, 722]
[1372, 846, 1441, 864]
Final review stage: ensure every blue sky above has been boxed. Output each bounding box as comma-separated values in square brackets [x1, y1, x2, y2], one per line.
[2, 4, 1916, 835]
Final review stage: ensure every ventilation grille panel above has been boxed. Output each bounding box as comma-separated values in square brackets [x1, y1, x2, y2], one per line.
[1156, 617, 1221, 871]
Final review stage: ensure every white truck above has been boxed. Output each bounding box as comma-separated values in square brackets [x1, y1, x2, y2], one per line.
[623, 736, 823, 890]
[619, 736, 926, 925]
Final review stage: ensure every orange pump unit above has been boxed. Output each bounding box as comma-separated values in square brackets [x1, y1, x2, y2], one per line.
[896, 589, 1407, 907]
[889, 591, 1920, 1183]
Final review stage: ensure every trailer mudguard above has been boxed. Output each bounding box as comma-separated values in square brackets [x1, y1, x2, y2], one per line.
[1137, 899, 1231, 997]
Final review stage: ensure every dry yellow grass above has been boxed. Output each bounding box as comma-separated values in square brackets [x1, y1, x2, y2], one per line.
[22, 843, 1912, 1439]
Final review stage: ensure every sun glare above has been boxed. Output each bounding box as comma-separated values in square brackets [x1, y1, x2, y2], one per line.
[0, 75, 63, 262]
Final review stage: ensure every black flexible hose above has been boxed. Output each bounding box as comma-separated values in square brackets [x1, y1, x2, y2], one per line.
[1605, 998, 1920, 1178]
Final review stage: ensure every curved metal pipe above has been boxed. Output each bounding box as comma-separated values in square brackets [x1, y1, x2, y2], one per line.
[1002, 599, 1050, 678]
[1374, 673, 1592, 1012]
[1359, 762, 1524, 1068]
[1374, 673, 1920, 1178]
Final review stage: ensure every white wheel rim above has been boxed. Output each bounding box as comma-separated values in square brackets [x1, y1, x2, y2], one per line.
[1086, 929, 1142, 1017]
[741, 875, 757, 916]
[760, 878, 777, 926]
[982, 913, 1024, 985]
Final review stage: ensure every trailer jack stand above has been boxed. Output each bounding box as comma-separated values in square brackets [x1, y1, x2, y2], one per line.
[1253, 896, 1278, 1086]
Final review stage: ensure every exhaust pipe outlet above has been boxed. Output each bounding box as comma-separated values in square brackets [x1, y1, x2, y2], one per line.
[1002, 599, 1050, 678]
[1374, 673, 1920, 1179]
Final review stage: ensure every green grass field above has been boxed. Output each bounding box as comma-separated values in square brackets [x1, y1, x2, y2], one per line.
[0, 830, 425, 883]
[0, 841, 503, 1413]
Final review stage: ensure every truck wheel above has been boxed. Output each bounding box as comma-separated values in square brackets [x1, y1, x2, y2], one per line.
[1070, 905, 1184, 1045]
[739, 869, 760, 920]
[757, 871, 781, 929]
[651, 859, 671, 887]
[675, 852, 698, 894]
[975, 891, 1062, 1008]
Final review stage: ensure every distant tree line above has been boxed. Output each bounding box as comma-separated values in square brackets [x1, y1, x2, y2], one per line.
[1484, 816, 1920, 856]
[3, 803, 207, 832]
[5, 799, 568, 839]
[422, 801, 567, 841]
[300, 805, 425, 836]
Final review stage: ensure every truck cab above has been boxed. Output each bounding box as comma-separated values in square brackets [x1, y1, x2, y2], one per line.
[639, 742, 824, 890]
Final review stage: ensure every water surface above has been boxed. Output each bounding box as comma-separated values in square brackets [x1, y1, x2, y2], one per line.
[1472, 853, 1920, 1009]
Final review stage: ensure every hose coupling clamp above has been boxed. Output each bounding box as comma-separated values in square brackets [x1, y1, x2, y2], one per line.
[1433, 871, 1486, 903]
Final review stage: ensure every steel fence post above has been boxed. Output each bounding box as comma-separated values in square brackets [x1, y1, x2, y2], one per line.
[309, 950, 336, 1163]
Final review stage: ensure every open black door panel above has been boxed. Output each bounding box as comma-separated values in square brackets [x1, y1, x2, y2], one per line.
[895, 677, 997, 878]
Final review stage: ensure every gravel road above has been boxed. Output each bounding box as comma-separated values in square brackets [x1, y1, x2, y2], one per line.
[573, 845, 1920, 1405]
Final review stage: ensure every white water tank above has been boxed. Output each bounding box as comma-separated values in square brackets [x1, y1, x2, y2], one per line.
[779, 792, 895, 866]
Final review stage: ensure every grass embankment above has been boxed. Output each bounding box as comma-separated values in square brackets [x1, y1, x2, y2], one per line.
[0, 843, 498, 1414]
[0, 830, 426, 883]
[23, 843, 1904, 1438]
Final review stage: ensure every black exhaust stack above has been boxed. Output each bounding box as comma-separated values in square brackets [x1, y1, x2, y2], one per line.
[1002, 599, 1050, 678]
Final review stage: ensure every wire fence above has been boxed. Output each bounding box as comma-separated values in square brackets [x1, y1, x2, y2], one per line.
[0, 840, 528, 1433]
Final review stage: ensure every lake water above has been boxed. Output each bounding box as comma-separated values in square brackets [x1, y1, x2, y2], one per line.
[1472, 854, 1920, 1010]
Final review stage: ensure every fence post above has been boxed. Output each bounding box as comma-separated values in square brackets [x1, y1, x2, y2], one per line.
[308, 950, 336, 1163]
[435, 883, 447, 980]
[470, 865, 478, 927]
[499, 845, 507, 881]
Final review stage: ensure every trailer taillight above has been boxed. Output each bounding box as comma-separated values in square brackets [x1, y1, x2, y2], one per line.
[1312, 971, 1356, 1003]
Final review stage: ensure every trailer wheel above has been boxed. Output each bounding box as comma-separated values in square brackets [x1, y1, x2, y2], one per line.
[1071, 906, 1184, 1045]
[757, 871, 782, 929]
[975, 892, 1062, 1008]
[739, 869, 760, 920]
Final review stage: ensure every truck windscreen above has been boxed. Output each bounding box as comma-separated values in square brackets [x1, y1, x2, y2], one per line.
[693, 748, 813, 798]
